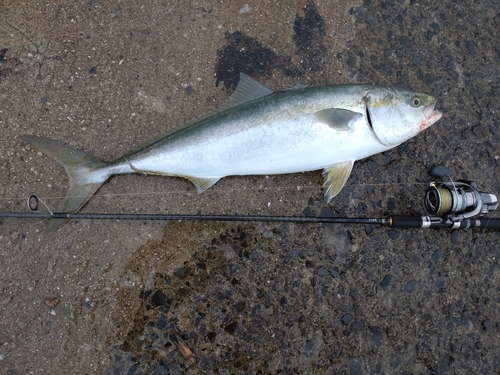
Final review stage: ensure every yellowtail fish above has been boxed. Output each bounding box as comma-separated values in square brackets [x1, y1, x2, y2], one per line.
[23, 73, 442, 234]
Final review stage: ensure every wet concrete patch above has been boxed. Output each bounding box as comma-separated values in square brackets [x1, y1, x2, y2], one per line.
[107, 220, 356, 373]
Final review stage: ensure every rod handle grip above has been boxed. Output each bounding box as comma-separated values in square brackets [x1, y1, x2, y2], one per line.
[389, 215, 424, 228]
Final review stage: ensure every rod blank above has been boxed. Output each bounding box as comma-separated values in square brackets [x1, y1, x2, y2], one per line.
[1, 211, 499, 229]
[0, 211, 385, 225]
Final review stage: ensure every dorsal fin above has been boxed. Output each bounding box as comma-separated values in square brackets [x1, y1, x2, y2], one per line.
[123, 73, 274, 157]
[217, 73, 274, 111]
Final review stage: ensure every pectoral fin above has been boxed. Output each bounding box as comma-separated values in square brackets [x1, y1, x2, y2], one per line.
[186, 176, 221, 194]
[314, 109, 362, 131]
[322, 161, 354, 202]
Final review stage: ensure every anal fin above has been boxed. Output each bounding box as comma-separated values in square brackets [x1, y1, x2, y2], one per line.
[322, 161, 354, 203]
[186, 176, 221, 194]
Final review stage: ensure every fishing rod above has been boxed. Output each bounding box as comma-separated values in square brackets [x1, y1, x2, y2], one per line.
[1, 167, 499, 230]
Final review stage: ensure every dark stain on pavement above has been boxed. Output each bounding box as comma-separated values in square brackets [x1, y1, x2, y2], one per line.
[215, 0, 328, 89]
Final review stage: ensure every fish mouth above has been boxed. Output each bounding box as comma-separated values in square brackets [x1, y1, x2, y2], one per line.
[419, 108, 443, 132]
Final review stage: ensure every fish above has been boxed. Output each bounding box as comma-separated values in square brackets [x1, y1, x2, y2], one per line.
[22, 73, 442, 235]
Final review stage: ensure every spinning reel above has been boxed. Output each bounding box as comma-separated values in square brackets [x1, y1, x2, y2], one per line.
[425, 180, 498, 222]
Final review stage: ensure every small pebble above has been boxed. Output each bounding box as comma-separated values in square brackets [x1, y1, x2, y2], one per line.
[366, 160, 378, 172]
[328, 268, 339, 278]
[404, 279, 416, 293]
[431, 250, 442, 261]
[341, 313, 353, 325]
[221, 244, 236, 260]
[317, 267, 328, 276]
[388, 230, 399, 240]
[371, 329, 384, 346]
[399, 35, 413, 49]
[84, 297, 95, 309]
[352, 321, 364, 330]
[379, 274, 392, 289]
[482, 320, 493, 332]
[173, 267, 191, 279]
[425, 73, 437, 85]
[349, 360, 362, 375]
[239, 4, 251, 13]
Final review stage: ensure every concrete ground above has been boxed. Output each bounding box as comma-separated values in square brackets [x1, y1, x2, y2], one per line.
[1, 0, 499, 374]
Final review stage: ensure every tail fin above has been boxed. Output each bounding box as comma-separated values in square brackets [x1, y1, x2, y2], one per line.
[22, 135, 110, 235]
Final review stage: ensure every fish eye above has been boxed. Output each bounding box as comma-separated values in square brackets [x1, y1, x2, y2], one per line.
[411, 96, 421, 107]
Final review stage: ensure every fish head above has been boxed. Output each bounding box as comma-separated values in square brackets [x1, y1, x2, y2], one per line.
[364, 87, 442, 146]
